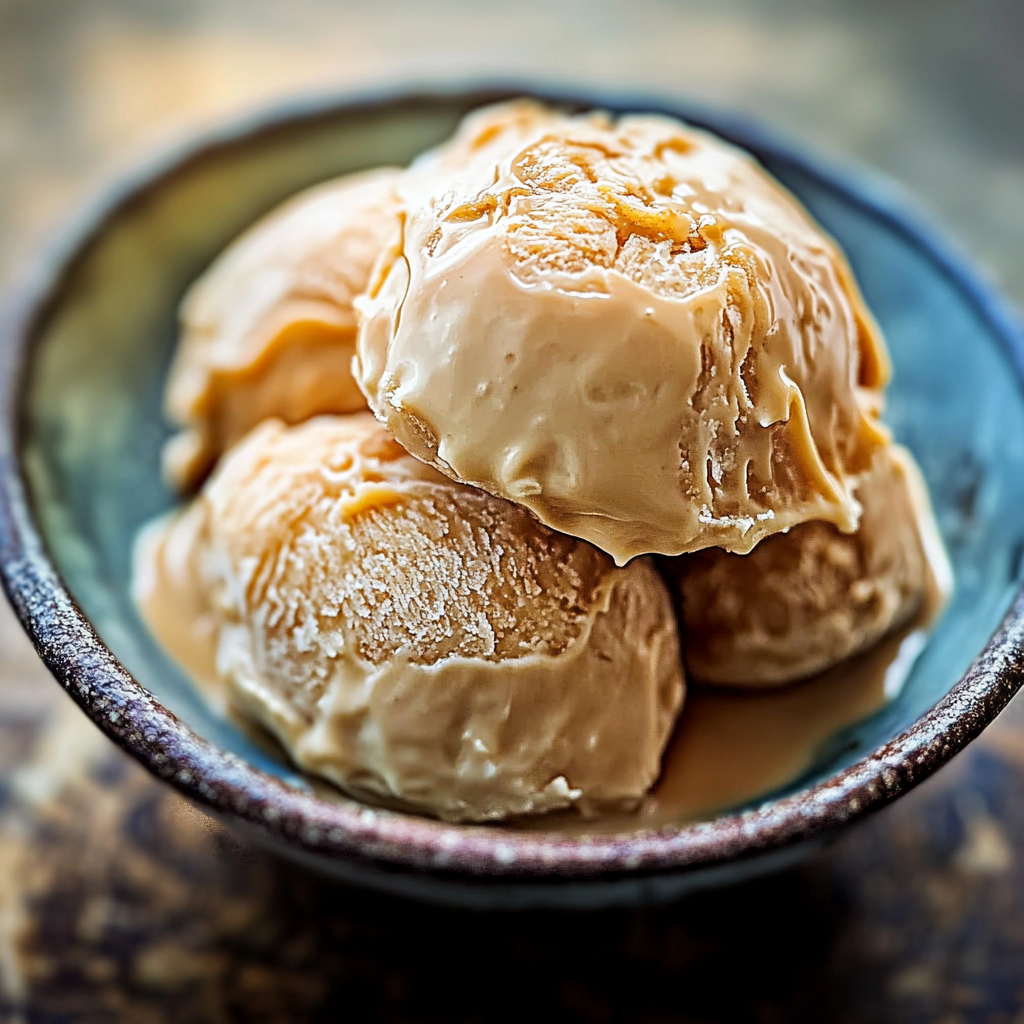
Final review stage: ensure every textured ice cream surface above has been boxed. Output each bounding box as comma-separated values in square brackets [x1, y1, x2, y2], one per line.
[163, 168, 402, 491]
[665, 444, 952, 687]
[356, 100, 892, 564]
[134, 414, 685, 823]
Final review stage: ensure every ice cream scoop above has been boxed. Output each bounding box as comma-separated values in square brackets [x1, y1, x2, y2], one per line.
[355, 101, 892, 564]
[164, 169, 401, 490]
[665, 444, 951, 687]
[134, 413, 685, 822]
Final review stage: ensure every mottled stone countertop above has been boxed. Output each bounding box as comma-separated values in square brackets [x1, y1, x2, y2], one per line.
[1, 1, 1024, 1021]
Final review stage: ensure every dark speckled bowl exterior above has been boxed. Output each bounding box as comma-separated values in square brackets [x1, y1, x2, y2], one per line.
[3, 86, 1024, 909]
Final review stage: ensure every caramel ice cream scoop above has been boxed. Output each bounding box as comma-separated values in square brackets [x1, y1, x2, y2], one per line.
[164, 169, 402, 490]
[355, 101, 891, 564]
[135, 414, 685, 822]
[665, 444, 951, 687]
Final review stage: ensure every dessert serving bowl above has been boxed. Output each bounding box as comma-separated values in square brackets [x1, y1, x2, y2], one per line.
[2, 86, 1024, 909]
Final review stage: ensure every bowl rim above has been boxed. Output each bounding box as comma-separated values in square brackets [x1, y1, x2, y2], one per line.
[2, 82, 1024, 883]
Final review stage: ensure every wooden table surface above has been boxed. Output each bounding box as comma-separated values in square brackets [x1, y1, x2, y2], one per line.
[2, 1, 1024, 1020]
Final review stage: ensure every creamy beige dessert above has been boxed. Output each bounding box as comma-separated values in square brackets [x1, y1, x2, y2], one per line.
[163, 169, 401, 490]
[356, 100, 891, 565]
[135, 414, 685, 823]
[133, 99, 953, 827]
[666, 444, 951, 686]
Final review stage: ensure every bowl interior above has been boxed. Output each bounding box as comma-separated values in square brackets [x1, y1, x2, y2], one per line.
[21, 93, 1024, 827]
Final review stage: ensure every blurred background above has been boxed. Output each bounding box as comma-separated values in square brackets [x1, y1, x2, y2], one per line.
[1, 1, 1023, 1021]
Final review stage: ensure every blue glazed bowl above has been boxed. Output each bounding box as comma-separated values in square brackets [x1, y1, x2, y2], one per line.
[2, 86, 1024, 909]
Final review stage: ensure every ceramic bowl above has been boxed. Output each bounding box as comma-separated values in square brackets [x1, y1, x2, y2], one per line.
[2, 86, 1024, 910]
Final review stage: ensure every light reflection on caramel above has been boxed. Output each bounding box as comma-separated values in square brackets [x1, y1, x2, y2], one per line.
[509, 602, 936, 835]
[642, 624, 924, 825]
[509, 543, 947, 835]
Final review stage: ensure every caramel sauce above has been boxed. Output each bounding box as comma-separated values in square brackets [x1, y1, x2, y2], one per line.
[641, 624, 923, 826]
[511, 588, 941, 835]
